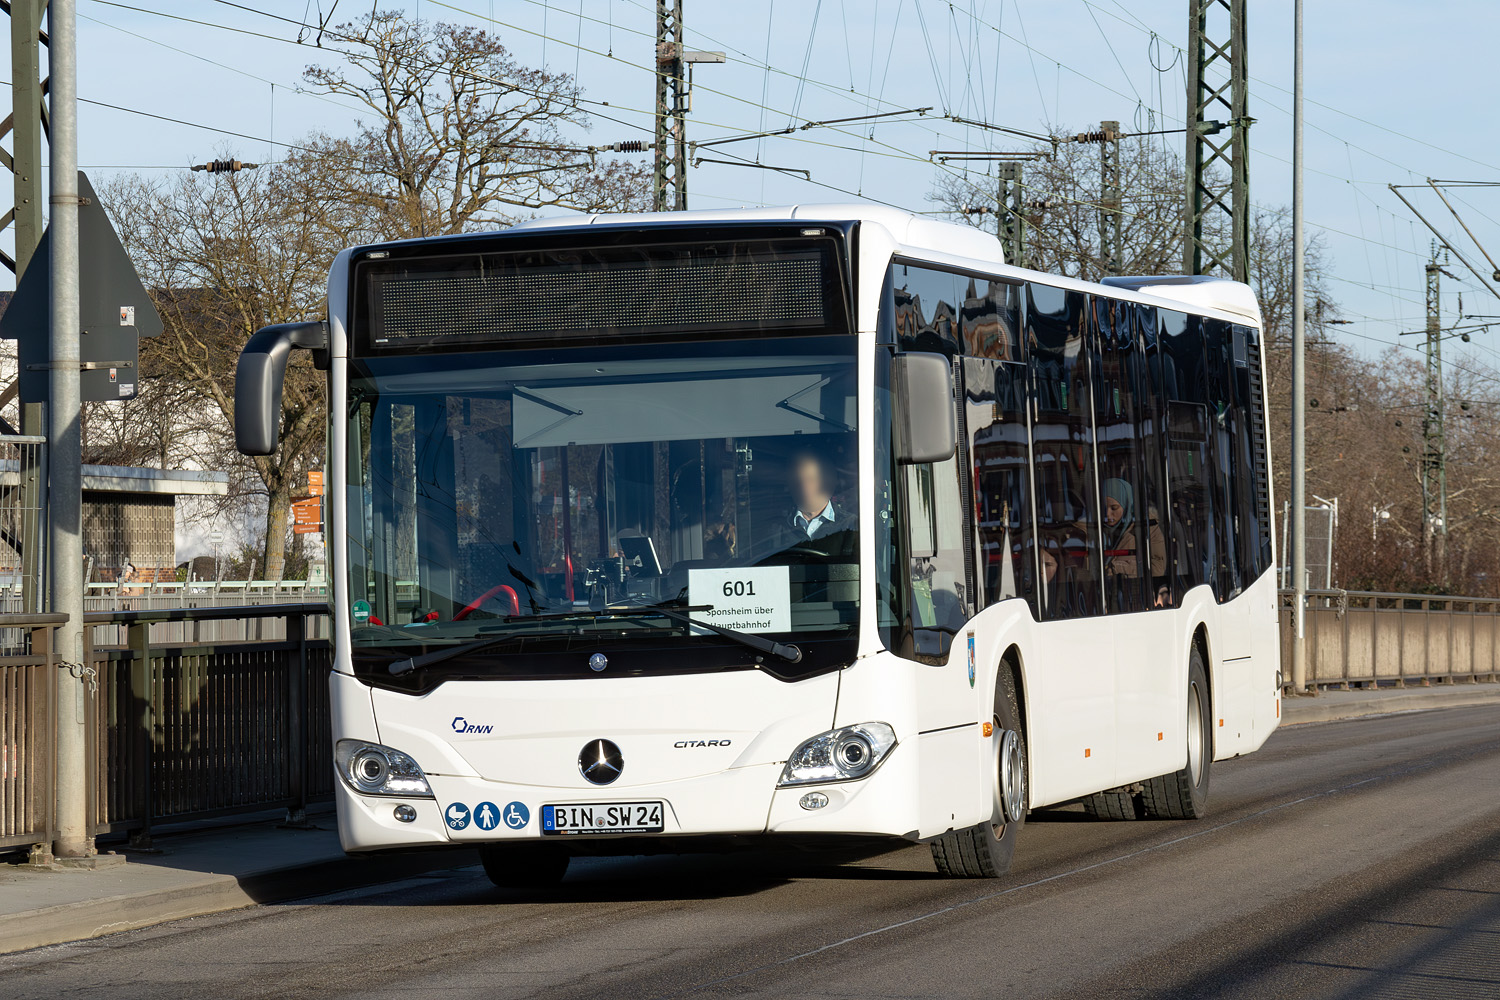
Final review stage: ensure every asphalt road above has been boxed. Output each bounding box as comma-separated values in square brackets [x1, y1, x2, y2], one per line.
[4, 705, 1499, 999]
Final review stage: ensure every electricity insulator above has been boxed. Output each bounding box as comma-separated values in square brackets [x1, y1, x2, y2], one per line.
[191, 159, 260, 174]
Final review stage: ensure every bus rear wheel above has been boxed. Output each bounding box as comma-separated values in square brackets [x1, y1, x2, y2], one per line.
[1082, 787, 1141, 820]
[479, 842, 570, 889]
[1141, 645, 1212, 820]
[931, 667, 1027, 878]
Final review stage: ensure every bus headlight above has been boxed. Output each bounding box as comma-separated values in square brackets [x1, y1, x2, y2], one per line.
[778, 723, 897, 786]
[335, 740, 434, 798]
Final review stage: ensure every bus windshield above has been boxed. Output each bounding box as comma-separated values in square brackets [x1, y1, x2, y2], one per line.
[345, 335, 860, 665]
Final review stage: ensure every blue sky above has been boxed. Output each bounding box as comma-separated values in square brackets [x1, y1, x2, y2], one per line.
[44, 1, 1500, 370]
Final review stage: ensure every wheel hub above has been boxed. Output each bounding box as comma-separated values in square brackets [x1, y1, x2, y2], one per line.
[1187, 681, 1205, 786]
[998, 727, 1026, 825]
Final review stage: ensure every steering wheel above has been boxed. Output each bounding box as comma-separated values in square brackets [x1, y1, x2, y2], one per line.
[782, 545, 831, 559]
[453, 584, 520, 621]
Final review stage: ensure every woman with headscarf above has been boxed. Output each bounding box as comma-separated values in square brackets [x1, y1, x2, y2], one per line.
[1100, 477, 1166, 593]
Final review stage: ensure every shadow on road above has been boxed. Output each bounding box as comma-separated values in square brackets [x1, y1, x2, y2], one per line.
[309, 842, 942, 908]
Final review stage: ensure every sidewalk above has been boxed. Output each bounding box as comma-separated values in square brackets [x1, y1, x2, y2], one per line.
[0, 808, 471, 956]
[1281, 681, 1500, 726]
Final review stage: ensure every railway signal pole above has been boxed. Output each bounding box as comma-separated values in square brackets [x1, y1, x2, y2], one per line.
[997, 162, 1026, 268]
[1423, 255, 1454, 581]
[1069, 122, 1123, 277]
[652, 1, 722, 212]
[1098, 121, 1122, 276]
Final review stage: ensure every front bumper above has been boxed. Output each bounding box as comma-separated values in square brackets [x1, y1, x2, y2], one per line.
[335, 739, 922, 853]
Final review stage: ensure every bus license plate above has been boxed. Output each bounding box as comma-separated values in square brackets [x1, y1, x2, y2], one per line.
[542, 801, 664, 835]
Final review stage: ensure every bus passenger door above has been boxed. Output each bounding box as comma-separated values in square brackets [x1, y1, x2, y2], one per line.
[1026, 283, 1118, 801]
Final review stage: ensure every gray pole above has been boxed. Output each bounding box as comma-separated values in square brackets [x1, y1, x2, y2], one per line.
[49, 0, 88, 858]
[1289, 0, 1308, 695]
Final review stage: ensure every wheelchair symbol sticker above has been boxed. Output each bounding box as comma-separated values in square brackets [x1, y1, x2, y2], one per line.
[502, 801, 530, 830]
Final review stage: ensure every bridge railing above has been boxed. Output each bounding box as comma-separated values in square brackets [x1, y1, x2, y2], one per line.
[81, 603, 333, 846]
[1280, 589, 1500, 688]
[0, 614, 69, 853]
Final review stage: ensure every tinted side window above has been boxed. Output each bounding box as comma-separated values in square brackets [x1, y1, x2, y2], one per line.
[1158, 309, 1214, 597]
[1203, 318, 1241, 597]
[1095, 296, 1154, 614]
[1135, 303, 1173, 608]
[963, 279, 1023, 361]
[1029, 283, 1101, 619]
[1233, 323, 1273, 581]
[903, 427, 971, 657]
[968, 357, 1037, 614]
[893, 264, 965, 357]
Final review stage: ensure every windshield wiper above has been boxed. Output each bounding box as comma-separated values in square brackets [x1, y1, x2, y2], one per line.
[388, 634, 531, 676]
[619, 599, 803, 664]
[387, 603, 801, 675]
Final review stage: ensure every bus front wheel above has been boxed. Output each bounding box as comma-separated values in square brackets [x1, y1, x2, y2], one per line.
[931, 667, 1028, 878]
[1141, 645, 1212, 820]
[479, 842, 570, 889]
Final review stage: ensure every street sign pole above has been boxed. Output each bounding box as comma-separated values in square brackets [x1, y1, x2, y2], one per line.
[49, 0, 88, 860]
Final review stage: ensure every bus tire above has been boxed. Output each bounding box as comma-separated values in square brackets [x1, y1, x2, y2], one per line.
[1082, 788, 1140, 820]
[479, 843, 570, 889]
[930, 667, 1027, 878]
[1141, 645, 1212, 820]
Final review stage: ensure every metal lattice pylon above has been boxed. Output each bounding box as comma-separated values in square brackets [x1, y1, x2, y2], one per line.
[1183, 0, 1250, 281]
[1422, 257, 1449, 579]
[653, 0, 686, 212]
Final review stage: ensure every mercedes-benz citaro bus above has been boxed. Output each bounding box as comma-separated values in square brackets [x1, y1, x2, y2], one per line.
[234, 205, 1280, 886]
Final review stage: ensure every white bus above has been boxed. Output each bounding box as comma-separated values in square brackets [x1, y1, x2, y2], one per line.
[235, 205, 1280, 885]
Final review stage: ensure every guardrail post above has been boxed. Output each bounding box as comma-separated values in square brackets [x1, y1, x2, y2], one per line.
[27, 623, 57, 867]
[282, 611, 310, 828]
[127, 619, 153, 849]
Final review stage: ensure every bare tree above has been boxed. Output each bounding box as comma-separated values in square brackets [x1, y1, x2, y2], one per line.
[99, 11, 651, 579]
[104, 168, 334, 581]
[300, 11, 652, 238]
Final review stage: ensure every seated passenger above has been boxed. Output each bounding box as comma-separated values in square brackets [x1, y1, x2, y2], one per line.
[1101, 477, 1166, 581]
[703, 519, 737, 565]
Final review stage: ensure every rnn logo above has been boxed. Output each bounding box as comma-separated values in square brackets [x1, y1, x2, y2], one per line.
[451, 717, 493, 735]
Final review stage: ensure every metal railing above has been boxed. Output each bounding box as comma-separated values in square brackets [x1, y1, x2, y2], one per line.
[0, 614, 68, 851]
[0, 436, 47, 615]
[83, 603, 333, 844]
[1280, 589, 1500, 688]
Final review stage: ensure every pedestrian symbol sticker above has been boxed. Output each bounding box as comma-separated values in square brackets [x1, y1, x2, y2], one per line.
[474, 801, 500, 831]
[445, 802, 471, 830]
[503, 801, 530, 830]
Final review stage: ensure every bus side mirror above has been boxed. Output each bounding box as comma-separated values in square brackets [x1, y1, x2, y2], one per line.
[235, 320, 329, 456]
[892, 352, 957, 465]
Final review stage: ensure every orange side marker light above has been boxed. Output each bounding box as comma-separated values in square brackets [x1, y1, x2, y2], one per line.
[1084, 747, 1092, 758]
[1157, 732, 1163, 741]
[982, 722, 993, 737]
[1219, 718, 1225, 727]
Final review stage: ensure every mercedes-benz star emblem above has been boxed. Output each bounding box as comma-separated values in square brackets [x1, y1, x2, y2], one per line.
[579, 738, 624, 785]
[589, 652, 608, 672]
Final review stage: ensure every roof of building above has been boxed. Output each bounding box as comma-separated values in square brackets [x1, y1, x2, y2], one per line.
[81, 464, 229, 496]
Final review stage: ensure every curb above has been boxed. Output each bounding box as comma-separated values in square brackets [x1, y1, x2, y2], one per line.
[0, 847, 473, 956]
[1281, 685, 1500, 727]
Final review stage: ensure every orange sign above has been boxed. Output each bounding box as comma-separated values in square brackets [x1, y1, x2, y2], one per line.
[308, 470, 325, 497]
[292, 497, 322, 534]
